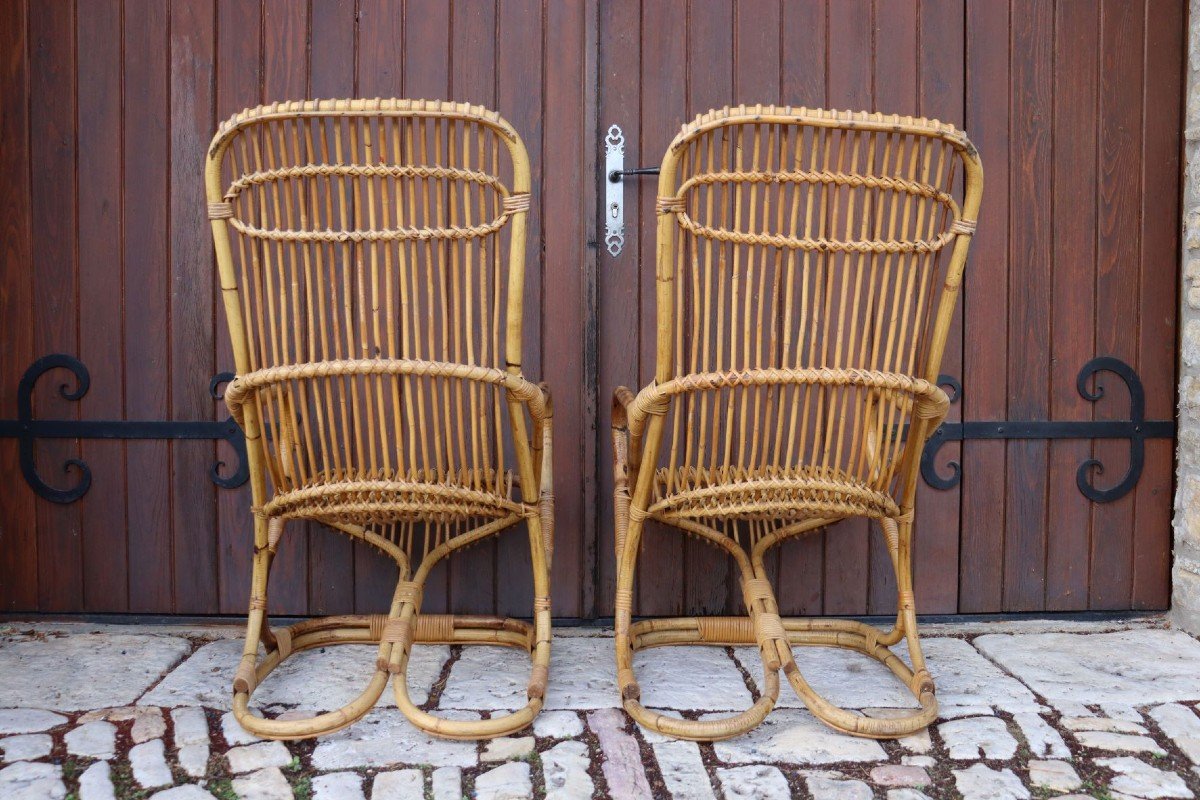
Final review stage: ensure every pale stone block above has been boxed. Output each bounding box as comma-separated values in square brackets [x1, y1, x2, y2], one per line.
[0, 734, 52, 762]
[937, 716, 1018, 760]
[1013, 712, 1070, 758]
[313, 771, 366, 800]
[807, 776, 873, 800]
[0, 709, 67, 735]
[886, 791, 935, 800]
[0, 761, 66, 800]
[430, 767, 461, 800]
[78, 761, 115, 800]
[716, 766, 791, 800]
[66, 720, 117, 759]
[974, 629, 1200, 706]
[1073, 730, 1167, 755]
[1150, 702, 1200, 763]
[370, 770, 423, 800]
[705, 709, 886, 765]
[1096, 756, 1195, 799]
[143, 640, 448, 710]
[149, 787, 219, 800]
[541, 740, 595, 800]
[231, 766, 292, 800]
[481, 736, 534, 762]
[632, 646, 752, 710]
[226, 741, 293, 774]
[171, 707, 210, 747]
[901, 755, 935, 768]
[532, 710, 583, 739]
[0, 634, 190, 712]
[1100, 703, 1144, 723]
[951, 764, 1030, 800]
[1028, 760, 1082, 792]
[130, 739, 174, 789]
[474, 761, 532, 800]
[177, 743, 209, 778]
[652, 740, 715, 800]
[1061, 715, 1147, 734]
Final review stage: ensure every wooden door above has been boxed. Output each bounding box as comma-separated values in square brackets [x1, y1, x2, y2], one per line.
[596, 0, 1183, 617]
[0, 0, 1184, 618]
[0, 0, 598, 619]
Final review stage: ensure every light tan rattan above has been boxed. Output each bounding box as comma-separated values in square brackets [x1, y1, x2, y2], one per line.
[205, 98, 553, 740]
[612, 105, 983, 741]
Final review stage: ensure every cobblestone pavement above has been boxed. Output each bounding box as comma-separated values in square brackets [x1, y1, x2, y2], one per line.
[1, 617, 1199, 799]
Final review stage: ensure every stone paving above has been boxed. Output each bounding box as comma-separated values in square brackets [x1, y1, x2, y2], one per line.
[1, 617, 1199, 798]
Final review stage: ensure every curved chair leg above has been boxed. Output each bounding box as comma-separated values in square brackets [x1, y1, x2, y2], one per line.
[764, 515, 937, 738]
[613, 497, 780, 741]
[390, 513, 552, 740]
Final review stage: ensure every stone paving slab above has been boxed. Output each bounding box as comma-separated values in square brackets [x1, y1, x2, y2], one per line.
[141, 639, 449, 709]
[0, 633, 191, 711]
[0, 619, 1199, 799]
[974, 628, 1200, 707]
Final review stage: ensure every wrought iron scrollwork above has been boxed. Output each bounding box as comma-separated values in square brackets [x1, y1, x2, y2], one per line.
[0, 354, 248, 504]
[920, 356, 1175, 502]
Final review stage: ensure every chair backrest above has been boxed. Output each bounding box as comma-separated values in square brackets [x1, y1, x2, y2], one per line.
[651, 106, 981, 496]
[205, 99, 532, 495]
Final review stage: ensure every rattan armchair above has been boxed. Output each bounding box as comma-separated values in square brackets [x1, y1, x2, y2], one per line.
[612, 105, 982, 740]
[205, 99, 554, 740]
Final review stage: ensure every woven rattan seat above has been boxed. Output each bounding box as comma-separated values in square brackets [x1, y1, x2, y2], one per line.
[612, 105, 982, 741]
[206, 98, 554, 741]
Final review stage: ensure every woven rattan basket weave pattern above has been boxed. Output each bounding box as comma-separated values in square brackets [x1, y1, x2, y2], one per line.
[612, 105, 983, 741]
[205, 98, 554, 740]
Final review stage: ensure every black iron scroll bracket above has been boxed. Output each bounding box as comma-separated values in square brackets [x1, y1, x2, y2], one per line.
[0, 354, 248, 504]
[920, 356, 1176, 503]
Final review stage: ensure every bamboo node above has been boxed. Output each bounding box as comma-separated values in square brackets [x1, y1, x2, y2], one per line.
[207, 201, 234, 219]
[655, 196, 685, 214]
[503, 192, 531, 214]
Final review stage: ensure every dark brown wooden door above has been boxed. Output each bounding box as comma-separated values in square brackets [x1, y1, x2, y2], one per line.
[0, 0, 598, 618]
[595, 0, 1183, 617]
[0, 0, 1183, 618]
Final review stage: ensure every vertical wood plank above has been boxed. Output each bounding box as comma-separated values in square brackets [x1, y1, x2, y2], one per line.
[124, 0, 172, 612]
[30, 0, 83, 612]
[77, 0, 129, 611]
[1132, 0, 1182, 610]
[960, 0, 1009, 613]
[635, 0, 687, 617]
[732, 0, 782, 605]
[774, 0, 827, 617]
[683, 0, 734, 616]
[260, 0, 310, 616]
[494, 0, 544, 617]
[821, 0, 872, 616]
[596, 0, 643, 616]
[214, 0, 262, 615]
[305, 0, 358, 616]
[1046, 0, 1098, 611]
[1003, 0, 1053, 612]
[868, 0, 918, 616]
[542, 0, 592, 617]
[170, 0, 219, 614]
[447, 0, 499, 616]
[911, 0, 965, 616]
[0, 0, 38, 611]
[1090, 0, 1143, 609]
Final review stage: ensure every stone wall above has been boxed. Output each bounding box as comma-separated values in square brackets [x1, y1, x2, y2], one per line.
[1174, 0, 1200, 633]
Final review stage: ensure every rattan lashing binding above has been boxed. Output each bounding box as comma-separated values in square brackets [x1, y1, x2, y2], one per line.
[206, 98, 554, 740]
[612, 105, 982, 741]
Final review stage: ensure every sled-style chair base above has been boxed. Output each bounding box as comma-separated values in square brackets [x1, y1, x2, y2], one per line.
[230, 517, 552, 742]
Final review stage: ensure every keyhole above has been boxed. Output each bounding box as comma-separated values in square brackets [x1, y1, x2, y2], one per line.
[610, 202, 619, 219]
